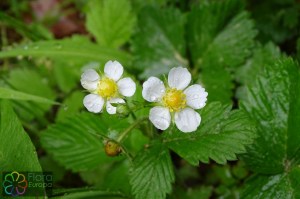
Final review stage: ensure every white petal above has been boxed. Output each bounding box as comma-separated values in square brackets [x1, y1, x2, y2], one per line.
[83, 94, 104, 113]
[142, 77, 166, 102]
[184, 84, 208, 109]
[117, 77, 136, 97]
[168, 67, 191, 90]
[104, 60, 124, 81]
[80, 69, 100, 91]
[149, 107, 171, 130]
[110, 98, 125, 104]
[106, 98, 125, 114]
[175, 108, 201, 133]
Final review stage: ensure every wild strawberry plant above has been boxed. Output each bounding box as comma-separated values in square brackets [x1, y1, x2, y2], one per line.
[0, 0, 299, 198]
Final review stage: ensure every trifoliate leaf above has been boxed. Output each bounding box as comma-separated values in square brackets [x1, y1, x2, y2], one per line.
[164, 102, 256, 165]
[85, 0, 136, 48]
[132, 6, 186, 78]
[188, 0, 257, 103]
[130, 142, 175, 199]
[0, 100, 42, 172]
[241, 58, 300, 174]
[242, 167, 300, 199]
[41, 113, 129, 171]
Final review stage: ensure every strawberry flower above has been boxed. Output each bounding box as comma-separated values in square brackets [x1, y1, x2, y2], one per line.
[81, 60, 136, 114]
[142, 67, 208, 133]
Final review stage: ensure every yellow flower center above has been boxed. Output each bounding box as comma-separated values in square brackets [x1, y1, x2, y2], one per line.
[163, 88, 186, 112]
[97, 78, 117, 98]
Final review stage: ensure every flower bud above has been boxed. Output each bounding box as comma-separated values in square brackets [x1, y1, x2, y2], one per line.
[104, 140, 122, 157]
[116, 104, 130, 117]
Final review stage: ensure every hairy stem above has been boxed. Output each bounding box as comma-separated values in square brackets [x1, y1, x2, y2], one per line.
[117, 117, 148, 143]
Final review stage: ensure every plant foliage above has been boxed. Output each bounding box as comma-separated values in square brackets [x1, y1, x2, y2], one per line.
[0, 0, 299, 198]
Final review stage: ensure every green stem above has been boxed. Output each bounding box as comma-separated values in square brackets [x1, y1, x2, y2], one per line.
[117, 117, 148, 143]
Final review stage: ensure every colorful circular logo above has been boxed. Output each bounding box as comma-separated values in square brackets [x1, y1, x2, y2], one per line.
[2, 171, 28, 197]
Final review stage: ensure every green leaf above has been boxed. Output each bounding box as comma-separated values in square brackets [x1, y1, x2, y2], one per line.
[55, 91, 84, 122]
[0, 100, 44, 198]
[0, 100, 42, 171]
[188, 0, 257, 103]
[187, 0, 244, 62]
[0, 38, 130, 65]
[242, 167, 300, 199]
[197, 12, 256, 68]
[130, 142, 175, 199]
[6, 68, 56, 122]
[80, 160, 131, 195]
[81, 159, 131, 195]
[198, 68, 233, 104]
[80, 163, 111, 187]
[0, 87, 57, 104]
[53, 61, 79, 93]
[86, 0, 136, 48]
[235, 42, 282, 100]
[236, 42, 282, 86]
[41, 113, 128, 171]
[124, 129, 149, 154]
[132, 6, 187, 78]
[241, 58, 300, 174]
[102, 160, 131, 194]
[163, 102, 256, 165]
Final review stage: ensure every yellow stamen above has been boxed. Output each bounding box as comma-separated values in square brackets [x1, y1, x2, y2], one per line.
[163, 88, 186, 112]
[97, 77, 117, 98]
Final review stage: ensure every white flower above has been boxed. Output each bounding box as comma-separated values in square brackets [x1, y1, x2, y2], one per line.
[81, 60, 136, 114]
[142, 67, 208, 133]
